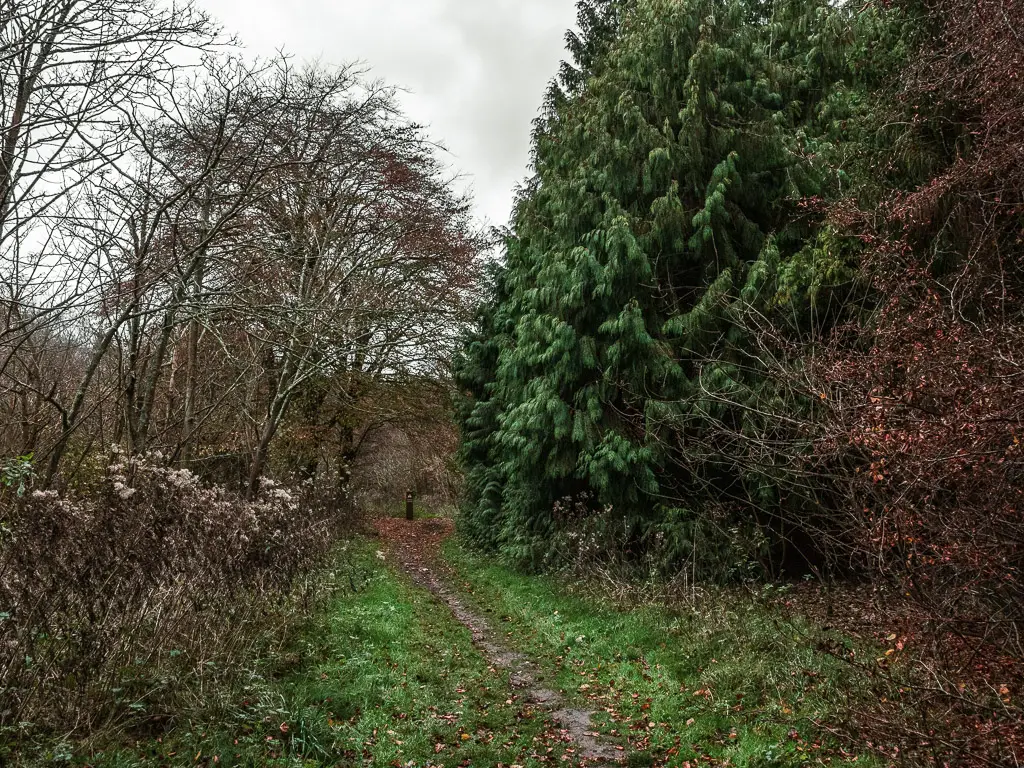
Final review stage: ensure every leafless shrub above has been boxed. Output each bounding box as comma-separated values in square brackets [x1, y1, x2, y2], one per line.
[0, 451, 349, 737]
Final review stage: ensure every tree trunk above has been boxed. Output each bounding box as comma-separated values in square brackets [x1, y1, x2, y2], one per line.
[43, 318, 127, 487]
[180, 194, 211, 465]
[245, 391, 292, 500]
[134, 306, 177, 454]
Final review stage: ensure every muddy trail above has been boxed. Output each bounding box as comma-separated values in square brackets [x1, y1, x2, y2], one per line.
[374, 516, 624, 767]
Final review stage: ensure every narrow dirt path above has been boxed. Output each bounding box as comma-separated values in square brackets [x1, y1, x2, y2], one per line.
[374, 517, 624, 767]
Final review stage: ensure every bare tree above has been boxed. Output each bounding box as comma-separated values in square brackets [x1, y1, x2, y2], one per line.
[0, 2, 482, 496]
[0, 0, 219, 479]
[201, 62, 480, 496]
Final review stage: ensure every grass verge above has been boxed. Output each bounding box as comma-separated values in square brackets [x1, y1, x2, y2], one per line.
[47, 539, 567, 768]
[442, 538, 883, 768]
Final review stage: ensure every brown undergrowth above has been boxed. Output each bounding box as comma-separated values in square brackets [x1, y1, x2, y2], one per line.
[0, 452, 353, 753]
[770, 583, 1024, 768]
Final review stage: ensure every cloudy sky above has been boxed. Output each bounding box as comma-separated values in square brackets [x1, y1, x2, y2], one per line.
[199, 0, 579, 229]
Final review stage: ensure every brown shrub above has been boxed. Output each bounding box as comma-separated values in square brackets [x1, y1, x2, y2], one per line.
[0, 450, 349, 737]
[799, 2, 1024, 762]
[814, 0, 1024, 659]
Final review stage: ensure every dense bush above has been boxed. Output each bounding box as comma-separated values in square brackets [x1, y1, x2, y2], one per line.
[812, 0, 1024, 654]
[0, 451, 349, 741]
[536, 494, 769, 595]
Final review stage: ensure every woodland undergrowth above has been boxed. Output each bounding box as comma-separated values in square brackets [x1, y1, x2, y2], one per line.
[0, 452, 356, 760]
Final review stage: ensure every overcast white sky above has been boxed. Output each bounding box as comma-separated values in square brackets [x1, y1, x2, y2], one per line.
[199, 0, 579, 230]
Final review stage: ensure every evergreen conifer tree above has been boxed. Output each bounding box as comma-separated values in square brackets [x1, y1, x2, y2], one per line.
[457, 0, 907, 574]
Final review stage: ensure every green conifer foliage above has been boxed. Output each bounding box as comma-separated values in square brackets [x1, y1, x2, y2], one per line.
[454, 262, 515, 551]
[457, 0, 904, 574]
[558, 0, 634, 98]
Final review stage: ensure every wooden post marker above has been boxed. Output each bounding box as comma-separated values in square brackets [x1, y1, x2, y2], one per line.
[405, 489, 415, 520]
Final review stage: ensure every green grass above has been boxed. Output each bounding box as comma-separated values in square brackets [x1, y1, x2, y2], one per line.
[65, 540, 567, 768]
[442, 539, 881, 768]
[30, 535, 885, 768]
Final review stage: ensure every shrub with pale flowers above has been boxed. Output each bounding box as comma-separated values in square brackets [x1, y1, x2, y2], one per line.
[0, 452, 348, 733]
